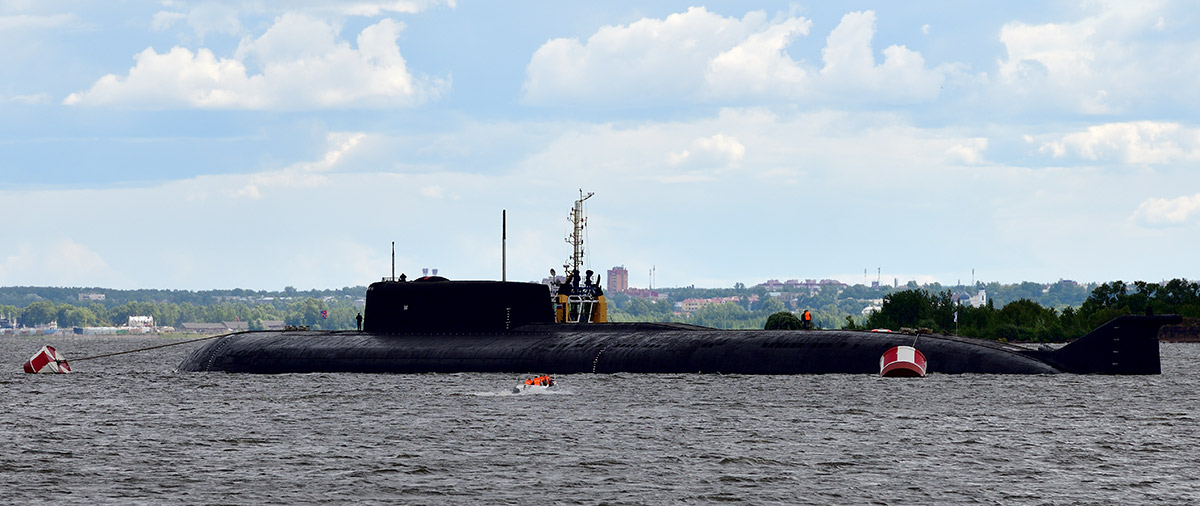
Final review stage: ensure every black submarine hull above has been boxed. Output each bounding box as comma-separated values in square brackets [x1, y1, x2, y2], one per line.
[177, 315, 1179, 375]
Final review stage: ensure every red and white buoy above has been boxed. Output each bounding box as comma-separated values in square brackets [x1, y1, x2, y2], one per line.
[23, 345, 72, 374]
[879, 345, 926, 377]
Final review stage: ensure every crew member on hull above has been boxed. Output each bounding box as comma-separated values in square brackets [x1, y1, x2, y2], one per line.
[802, 310, 812, 329]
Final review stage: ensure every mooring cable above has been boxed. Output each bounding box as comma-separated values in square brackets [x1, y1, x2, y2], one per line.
[69, 332, 237, 362]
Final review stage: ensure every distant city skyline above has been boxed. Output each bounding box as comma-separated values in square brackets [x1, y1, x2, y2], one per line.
[3, 2, 1199, 290]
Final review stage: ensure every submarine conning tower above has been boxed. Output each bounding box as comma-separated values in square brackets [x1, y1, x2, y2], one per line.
[363, 277, 555, 334]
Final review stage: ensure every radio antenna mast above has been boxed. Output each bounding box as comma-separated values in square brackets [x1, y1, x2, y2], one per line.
[564, 189, 594, 275]
[502, 210, 507, 282]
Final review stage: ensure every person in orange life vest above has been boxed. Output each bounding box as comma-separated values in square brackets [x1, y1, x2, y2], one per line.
[525, 378, 534, 385]
[802, 310, 812, 329]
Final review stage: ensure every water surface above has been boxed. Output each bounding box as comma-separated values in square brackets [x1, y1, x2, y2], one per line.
[2, 336, 1197, 504]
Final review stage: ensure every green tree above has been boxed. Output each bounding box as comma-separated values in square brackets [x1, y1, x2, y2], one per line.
[765, 311, 802, 330]
[57, 305, 99, 328]
[20, 300, 57, 326]
[286, 298, 330, 328]
[758, 297, 785, 314]
[867, 289, 930, 330]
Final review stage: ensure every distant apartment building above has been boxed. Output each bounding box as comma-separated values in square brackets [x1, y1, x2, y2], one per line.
[78, 292, 105, 302]
[607, 266, 629, 293]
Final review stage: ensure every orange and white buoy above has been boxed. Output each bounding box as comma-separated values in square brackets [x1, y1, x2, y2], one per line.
[880, 345, 926, 377]
[23, 345, 72, 374]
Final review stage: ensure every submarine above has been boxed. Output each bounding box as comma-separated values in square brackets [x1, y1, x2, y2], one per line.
[177, 277, 1179, 375]
[178, 192, 1180, 375]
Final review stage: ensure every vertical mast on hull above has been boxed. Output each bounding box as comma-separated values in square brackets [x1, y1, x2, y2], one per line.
[565, 189, 594, 275]
[554, 189, 606, 324]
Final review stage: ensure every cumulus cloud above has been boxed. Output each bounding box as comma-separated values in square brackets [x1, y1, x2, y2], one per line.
[817, 11, 945, 103]
[1132, 193, 1200, 226]
[523, 8, 947, 106]
[523, 7, 765, 105]
[64, 15, 446, 110]
[1039, 121, 1200, 164]
[704, 17, 812, 99]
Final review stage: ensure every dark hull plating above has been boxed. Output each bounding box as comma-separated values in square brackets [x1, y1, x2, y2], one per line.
[178, 315, 1180, 375]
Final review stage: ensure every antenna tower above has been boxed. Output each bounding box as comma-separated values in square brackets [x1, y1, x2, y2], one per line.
[564, 189, 594, 275]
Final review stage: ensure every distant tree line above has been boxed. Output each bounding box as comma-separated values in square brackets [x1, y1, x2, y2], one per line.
[856, 279, 1200, 342]
[606, 279, 1096, 331]
[0, 285, 367, 331]
[0, 285, 366, 308]
[3, 279, 1188, 338]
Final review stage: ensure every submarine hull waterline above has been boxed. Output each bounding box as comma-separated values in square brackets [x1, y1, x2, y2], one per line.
[177, 315, 1178, 375]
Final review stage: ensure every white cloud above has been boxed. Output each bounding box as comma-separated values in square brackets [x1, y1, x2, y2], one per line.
[995, 1, 1200, 114]
[523, 7, 765, 105]
[704, 17, 811, 99]
[818, 11, 945, 103]
[333, 0, 457, 16]
[231, 132, 366, 198]
[524, 8, 947, 106]
[1039, 121, 1200, 164]
[6, 92, 51, 104]
[1132, 193, 1200, 226]
[945, 139, 988, 165]
[64, 15, 446, 110]
[667, 133, 746, 175]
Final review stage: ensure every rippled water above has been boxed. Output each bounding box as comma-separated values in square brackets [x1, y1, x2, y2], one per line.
[2, 336, 1198, 504]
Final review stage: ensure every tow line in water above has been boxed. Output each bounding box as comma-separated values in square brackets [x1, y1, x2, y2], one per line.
[21, 332, 236, 374]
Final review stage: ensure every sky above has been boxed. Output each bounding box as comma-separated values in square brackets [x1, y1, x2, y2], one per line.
[2, 0, 1199, 290]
